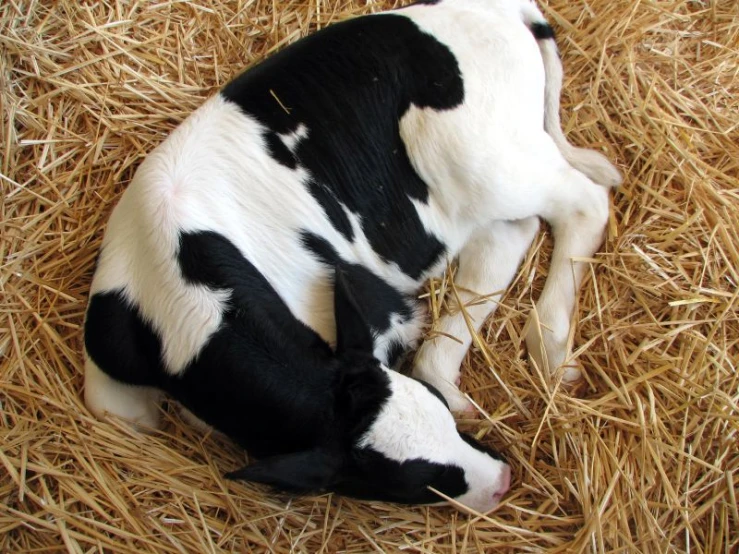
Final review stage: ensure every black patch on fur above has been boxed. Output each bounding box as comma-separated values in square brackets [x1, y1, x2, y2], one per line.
[301, 231, 338, 266]
[177, 230, 330, 353]
[84, 290, 163, 388]
[335, 447, 468, 504]
[264, 132, 297, 169]
[460, 433, 505, 463]
[306, 180, 354, 241]
[404, 0, 442, 6]
[529, 22, 555, 41]
[172, 231, 350, 455]
[385, 340, 406, 369]
[221, 14, 456, 279]
[301, 231, 413, 335]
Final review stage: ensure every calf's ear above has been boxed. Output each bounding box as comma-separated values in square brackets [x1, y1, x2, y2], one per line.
[334, 266, 374, 356]
[225, 448, 342, 493]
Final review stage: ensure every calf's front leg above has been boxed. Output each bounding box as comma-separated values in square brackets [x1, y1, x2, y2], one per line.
[413, 217, 540, 411]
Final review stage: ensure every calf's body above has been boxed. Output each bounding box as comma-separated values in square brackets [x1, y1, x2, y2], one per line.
[84, 0, 620, 511]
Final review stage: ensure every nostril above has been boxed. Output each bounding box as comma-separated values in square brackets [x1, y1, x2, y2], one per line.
[493, 465, 511, 501]
[502, 465, 512, 492]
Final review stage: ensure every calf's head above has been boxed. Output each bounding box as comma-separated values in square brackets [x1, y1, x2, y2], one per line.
[228, 270, 511, 512]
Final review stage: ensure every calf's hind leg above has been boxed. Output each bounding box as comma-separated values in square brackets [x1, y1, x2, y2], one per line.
[526, 166, 611, 381]
[84, 357, 162, 429]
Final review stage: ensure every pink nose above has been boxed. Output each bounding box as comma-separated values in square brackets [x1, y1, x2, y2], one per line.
[492, 465, 511, 502]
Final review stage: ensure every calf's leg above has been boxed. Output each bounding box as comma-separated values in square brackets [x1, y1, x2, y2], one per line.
[84, 358, 161, 429]
[413, 217, 540, 411]
[526, 166, 611, 381]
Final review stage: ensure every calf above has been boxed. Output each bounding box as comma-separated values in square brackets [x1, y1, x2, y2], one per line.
[83, 0, 621, 512]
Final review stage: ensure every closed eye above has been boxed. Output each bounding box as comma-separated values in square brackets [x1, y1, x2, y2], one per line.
[425, 464, 468, 499]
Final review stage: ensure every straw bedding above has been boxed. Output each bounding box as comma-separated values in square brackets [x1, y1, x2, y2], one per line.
[1, 0, 737, 551]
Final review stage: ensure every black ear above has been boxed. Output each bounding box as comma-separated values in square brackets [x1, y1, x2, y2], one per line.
[335, 358, 392, 436]
[225, 448, 342, 493]
[334, 266, 374, 355]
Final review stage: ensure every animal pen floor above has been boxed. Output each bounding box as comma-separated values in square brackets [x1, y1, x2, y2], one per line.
[1, 0, 737, 552]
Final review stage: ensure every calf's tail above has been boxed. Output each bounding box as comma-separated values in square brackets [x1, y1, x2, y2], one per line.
[521, 2, 622, 188]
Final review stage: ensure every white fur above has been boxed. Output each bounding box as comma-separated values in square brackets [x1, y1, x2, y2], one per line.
[278, 123, 309, 153]
[85, 0, 621, 509]
[85, 357, 161, 427]
[413, 217, 541, 411]
[534, 29, 623, 188]
[360, 368, 510, 512]
[400, 0, 619, 394]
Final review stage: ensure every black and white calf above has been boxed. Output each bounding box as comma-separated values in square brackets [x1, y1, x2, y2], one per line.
[84, 0, 621, 512]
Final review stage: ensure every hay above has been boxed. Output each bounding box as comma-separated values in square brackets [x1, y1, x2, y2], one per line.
[1, 0, 737, 551]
